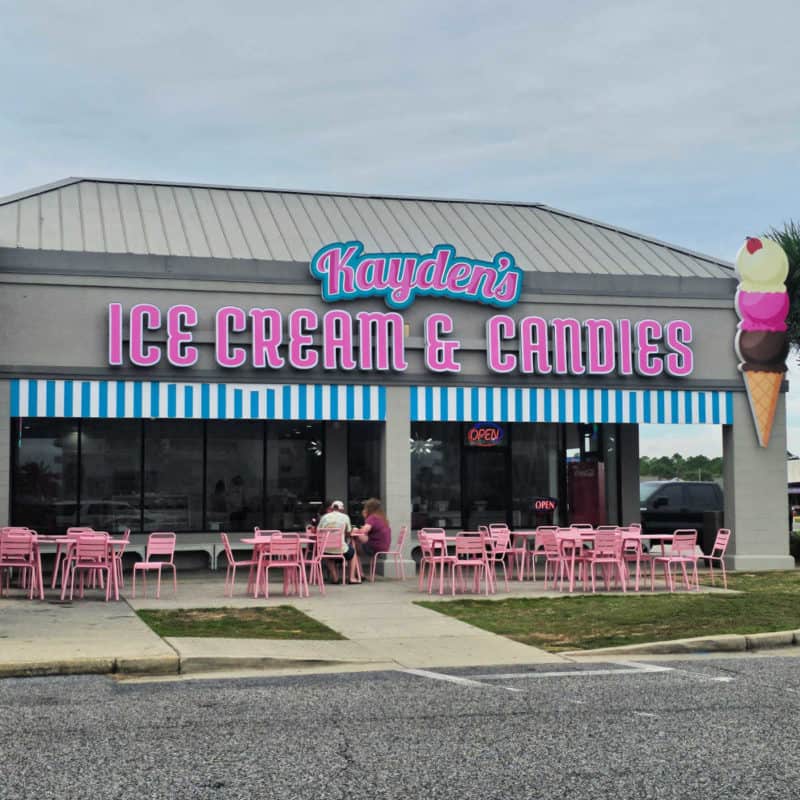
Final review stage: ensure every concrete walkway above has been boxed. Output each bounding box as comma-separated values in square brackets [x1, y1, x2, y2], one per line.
[0, 571, 734, 677]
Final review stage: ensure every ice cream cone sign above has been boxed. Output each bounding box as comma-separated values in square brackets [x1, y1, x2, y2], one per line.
[734, 236, 790, 447]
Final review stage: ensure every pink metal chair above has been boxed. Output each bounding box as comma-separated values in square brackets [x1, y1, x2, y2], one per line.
[255, 536, 308, 598]
[219, 532, 259, 597]
[486, 526, 511, 592]
[62, 532, 116, 601]
[317, 526, 349, 585]
[706, 528, 731, 589]
[0, 530, 43, 599]
[651, 530, 699, 592]
[305, 529, 330, 595]
[454, 532, 493, 595]
[132, 533, 177, 599]
[51, 527, 93, 589]
[112, 529, 130, 590]
[619, 528, 652, 592]
[537, 529, 567, 590]
[527, 526, 558, 582]
[369, 525, 408, 582]
[583, 531, 627, 593]
[418, 529, 457, 595]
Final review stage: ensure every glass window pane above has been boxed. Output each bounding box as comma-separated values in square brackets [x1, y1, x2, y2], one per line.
[410, 423, 462, 530]
[206, 421, 264, 533]
[265, 422, 324, 531]
[511, 424, 560, 528]
[12, 418, 79, 533]
[347, 422, 382, 520]
[80, 420, 142, 533]
[143, 420, 203, 532]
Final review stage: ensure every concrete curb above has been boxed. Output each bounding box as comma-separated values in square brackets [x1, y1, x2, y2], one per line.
[0, 652, 375, 679]
[563, 629, 800, 657]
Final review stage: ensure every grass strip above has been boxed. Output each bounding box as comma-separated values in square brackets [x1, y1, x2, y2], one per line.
[417, 571, 800, 652]
[137, 606, 345, 640]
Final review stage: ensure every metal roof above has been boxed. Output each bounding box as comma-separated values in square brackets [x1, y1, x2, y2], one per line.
[0, 177, 733, 278]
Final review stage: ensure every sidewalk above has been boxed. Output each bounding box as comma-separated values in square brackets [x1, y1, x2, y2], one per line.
[0, 571, 735, 678]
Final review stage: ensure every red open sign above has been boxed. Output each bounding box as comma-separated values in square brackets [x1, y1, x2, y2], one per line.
[465, 423, 505, 447]
[533, 497, 558, 512]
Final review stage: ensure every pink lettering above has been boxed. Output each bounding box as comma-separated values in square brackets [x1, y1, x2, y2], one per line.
[166, 304, 198, 367]
[357, 312, 407, 371]
[551, 318, 585, 375]
[323, 310, 357, 370]
[215, 306, 247, 368]
[425, 313, 461, 372]
[617, 319, 634, 375]
[311, 244, 358, 299]
[486, 315, 517, 373]
[664, 320, 694, 377]
[519, 317, 551, 374]
[465, 265, 497, 298]
[108, 302, 123, 365]
[445, 261, 472, 293]
[129, 303, 162, 367]
[635, 319, 663, 376]
[584, 319, 615, 375]
[289, 309, 319, 369]
[249, 308, 285, 369]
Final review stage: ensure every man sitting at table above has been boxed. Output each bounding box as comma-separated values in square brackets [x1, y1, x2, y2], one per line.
[317, 500, 354, 583]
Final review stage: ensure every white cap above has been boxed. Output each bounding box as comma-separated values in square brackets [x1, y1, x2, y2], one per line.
[331, 500, 345, 510]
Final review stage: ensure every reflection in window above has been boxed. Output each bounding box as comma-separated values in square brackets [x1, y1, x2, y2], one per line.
[410, 423, 462, 530]
[511, 424, 560, 528]
[206, 421, 264, 533]
[265, 422, 324, 531]
[347, 422, 382, 521]
[143, 420, 203, 532]
[81, 420, 142, 533]
[12, 418, 78, 533]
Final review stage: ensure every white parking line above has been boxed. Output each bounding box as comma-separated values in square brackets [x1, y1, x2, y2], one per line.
[402, 668, 522, 692]
[469, 661, 674, 681]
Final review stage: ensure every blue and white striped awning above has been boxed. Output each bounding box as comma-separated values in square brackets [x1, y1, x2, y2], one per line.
[10, 379, 385, 421]
[410, 386, 734, 424]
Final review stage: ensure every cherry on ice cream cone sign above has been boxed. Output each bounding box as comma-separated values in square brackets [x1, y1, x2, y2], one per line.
[734, 236, 790, 447]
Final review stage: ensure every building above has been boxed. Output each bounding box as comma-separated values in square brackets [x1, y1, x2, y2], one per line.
[0, 177, 791, 570]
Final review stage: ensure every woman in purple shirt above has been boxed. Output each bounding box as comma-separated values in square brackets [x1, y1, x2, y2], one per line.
[350, 497, 392, 583]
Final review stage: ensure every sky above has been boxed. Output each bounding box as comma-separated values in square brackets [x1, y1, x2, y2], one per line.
[1, 0, 798, 457]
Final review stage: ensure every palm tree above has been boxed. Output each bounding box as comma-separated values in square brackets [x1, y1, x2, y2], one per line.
[766, 221, 800, 356]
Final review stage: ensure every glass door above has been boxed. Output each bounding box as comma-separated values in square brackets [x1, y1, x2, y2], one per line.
[462, 446, 509, 531]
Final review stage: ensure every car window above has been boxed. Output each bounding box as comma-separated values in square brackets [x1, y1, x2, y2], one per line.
[686, 484, 720, 508]
[653, 484, 684, 507]
[639, 482, 662, 503]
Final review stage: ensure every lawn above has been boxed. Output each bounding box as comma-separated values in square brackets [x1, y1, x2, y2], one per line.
[417, 571, 800, 652]
[137, 606, 345, 640]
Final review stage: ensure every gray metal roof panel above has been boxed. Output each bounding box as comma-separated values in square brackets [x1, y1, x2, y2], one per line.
[0, 177, 734, 279]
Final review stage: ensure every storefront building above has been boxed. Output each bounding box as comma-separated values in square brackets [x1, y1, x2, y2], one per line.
[0, 178, 791, 570]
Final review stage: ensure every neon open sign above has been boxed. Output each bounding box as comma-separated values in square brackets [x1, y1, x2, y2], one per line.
[466, 423, 505, 447]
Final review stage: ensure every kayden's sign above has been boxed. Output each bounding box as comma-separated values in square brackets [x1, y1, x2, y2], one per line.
[107, 241, 694, 377]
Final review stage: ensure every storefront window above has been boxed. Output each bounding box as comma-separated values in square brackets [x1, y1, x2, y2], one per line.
[411, 423, 462, 530]
[347, 422, 382, 520]
[11, 418, 79, 533]
[511, 424, 560, 528]
[206, 421, 264, 533]
[265, 422, 324, 531]
[80, 420, 142, 533]
[143, 420, 203, 532]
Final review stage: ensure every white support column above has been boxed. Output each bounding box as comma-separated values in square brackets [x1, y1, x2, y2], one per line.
[381, 386, 413, 578]
[0, 381, 9, 527]
[723, 390, 793, 570]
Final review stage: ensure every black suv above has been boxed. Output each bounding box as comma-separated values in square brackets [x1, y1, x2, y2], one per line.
[640, 480, 724, 550]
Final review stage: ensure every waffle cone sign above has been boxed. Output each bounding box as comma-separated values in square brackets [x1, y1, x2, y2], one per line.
[734, 237, 789, 448]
